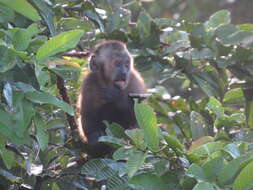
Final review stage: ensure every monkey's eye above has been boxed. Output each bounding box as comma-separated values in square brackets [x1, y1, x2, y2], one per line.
[115, 61, 121, 67]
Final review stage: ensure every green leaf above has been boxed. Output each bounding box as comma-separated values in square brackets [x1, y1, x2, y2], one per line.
[202, 156, 225, 181]
[134, 103, 160, 152]
[36, 30, 84, 61]
[107, 0, 123, 9]
[12, 24, 39, 51]
[107, 10, 122, 33]
[218, 152, 253, 186]
[113, 147, 136, 161]
[224, 143, 241, 159]
[137, 12, 152, 40]
[0, 147, 15, 169]
[215, 24, 238, 40]
[50, 65, 80, 81]
[214, 113, 245, 129]
[52, 183, 60, 190]
[81, 159, 118, 181]
[206, 97, 224, 118]
[190, 111, 209, 140]
[105, 122, 128, 139]
[193, 182, 215, 190]
[153, 159, 170, 176]
[0, 170, 22, 183]
[125, 129, 147, 150]
[107, 175, 128, 190]
[0, 0, 40, 21]
[189, 136, 214, 152]
[129, 173, 168, 190]
[191, 73, 220, 98]
[34, 114, 49, 151]
[0, 61, 16, 73]
[245, 99, 253, 128]
[35, 64, 50, 89]
[126, 151, 147, 177]
[186, 163, 207, 181]
[206, 10, 231, 29]
[223, 88, 245, 105]
[233, 160, 253, 190]
[15, 82, 36, 93]
[0, 5, 14, 23]
[163, 133, 184, 153]
[83, 11, 104, 33]
[219, 30, 253, 46]
[99, 136, 124, 147]
[30, 0, 56, 35]
[0, 107, 31, 145]
[25, 91, 74, 115]
[238, 24, 253, 31]
[190, 142, 225, 157]
[59, 17, 92, 31]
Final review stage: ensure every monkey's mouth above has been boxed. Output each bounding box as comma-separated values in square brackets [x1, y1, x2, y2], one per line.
[114, 80, 127, 89]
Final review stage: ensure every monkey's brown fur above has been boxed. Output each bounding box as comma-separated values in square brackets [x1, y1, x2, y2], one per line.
[78, 40, 146, 157]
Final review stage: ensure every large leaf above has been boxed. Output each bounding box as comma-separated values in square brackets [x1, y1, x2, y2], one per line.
[202, 156, 225, 182]
[30, 0, 56, 35]
[128, 173, 168, 190]
[126, 151, 147, 177]
[218, 152, 253, 186]
[186, 163, 207, 182]
[193, 182, 215, 190]
[25, 91, 74, 115]
[206, 97, 224, 118]
[206, 10, 231, 29]
[134, 103, 160, 152]
[0, 0, 40, 21]
[34, 114, 49, 151]
[163, 133, 184, 153]
[125, 129, 147, 150]
[223, 88, 245, 105]
[190, 111, 209, 140]
[233, 160, 253, 190]
[137, 12, 152, 40]
[81, 159, 123, 181]
[12, 24, 38, 51]
[0, 5, 14, 23]
[36, 30, 84, 61]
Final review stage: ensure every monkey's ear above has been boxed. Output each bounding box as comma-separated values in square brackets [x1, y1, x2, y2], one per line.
[90, 55, 99, 72]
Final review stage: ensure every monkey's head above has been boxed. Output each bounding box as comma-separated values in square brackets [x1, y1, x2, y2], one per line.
[90, 40, 132, 90]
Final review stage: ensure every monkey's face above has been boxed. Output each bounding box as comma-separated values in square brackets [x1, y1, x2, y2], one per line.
[112, 58, 131, 89]
[102, 56, 131, 90]
[91, 43, 133, 89]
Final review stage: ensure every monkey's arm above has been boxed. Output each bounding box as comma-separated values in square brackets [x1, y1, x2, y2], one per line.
[82, 110, 113, 157]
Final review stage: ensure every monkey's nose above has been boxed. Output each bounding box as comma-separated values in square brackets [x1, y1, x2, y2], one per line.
[119, 73, 127, 80]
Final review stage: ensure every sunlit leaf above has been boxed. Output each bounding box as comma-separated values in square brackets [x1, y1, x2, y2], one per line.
[0, 0, 40, 21]
[134, 103, 160, 152]
[36, 30, 84, 61]
[233, 160, 253, 190]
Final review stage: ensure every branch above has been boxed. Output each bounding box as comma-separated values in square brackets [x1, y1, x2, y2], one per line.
[56, 76, 78, 131]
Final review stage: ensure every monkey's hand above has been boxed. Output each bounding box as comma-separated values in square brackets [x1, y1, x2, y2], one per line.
[97, 87, 122, 103]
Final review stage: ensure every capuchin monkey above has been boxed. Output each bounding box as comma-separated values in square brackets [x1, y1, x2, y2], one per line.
[78, 40, 146, 157]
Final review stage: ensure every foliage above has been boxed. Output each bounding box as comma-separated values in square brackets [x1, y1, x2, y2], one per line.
[1, 0, 253, 190]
